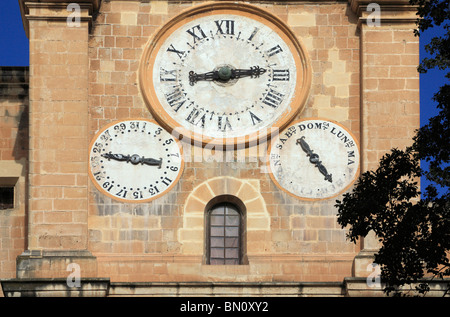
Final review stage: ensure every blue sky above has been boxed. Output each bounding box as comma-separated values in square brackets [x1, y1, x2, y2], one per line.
[0, 0, 446, 195]
[0, 1, 29, 66]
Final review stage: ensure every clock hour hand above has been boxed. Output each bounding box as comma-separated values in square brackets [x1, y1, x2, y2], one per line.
[101, 153, 162, 168]
[232, 66, 267, 79]
[188, 70, 219, 85]
[296, 136, 333, 183]
[189, 66, 266, 86]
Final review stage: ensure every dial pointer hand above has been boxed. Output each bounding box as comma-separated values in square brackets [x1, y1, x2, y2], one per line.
[101, 153, 163, 168]
[140, 156, 163, 168]
[188, 70, 218, 85]
[101, 153, 129, 162]
[233, 66, 266, 79]
[189, 66, 266, 85]
[296, 136, 332, 183]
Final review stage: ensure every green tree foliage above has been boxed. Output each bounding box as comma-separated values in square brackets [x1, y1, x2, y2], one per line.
[335, 0, 450, 295]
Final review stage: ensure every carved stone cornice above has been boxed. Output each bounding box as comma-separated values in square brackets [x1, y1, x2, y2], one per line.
[348, 0, 419, 28]
[17, 0, 419, 36]
[18, 0, 102, 38]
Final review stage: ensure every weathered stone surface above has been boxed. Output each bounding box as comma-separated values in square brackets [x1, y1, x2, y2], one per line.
[0, 1, 422, 296]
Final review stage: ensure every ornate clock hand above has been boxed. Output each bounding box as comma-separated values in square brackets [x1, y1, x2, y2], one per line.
[232, 66, 266, 79]
[189, 70, 219, 85]
[189, 66, 266, 85]
[296, 136, 333, 183]
[139, 156, 163, 168]
[102, 153, 163, 168]
[101, 153, 130, 162]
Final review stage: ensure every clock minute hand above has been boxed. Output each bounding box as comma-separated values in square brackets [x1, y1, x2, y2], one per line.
[101, 153, 130, 162]
[101, 153, 163, 168]
[296, 136, 333, 183]
[232, 66, 266, 79]
[140, 156, 163, 168]
[189, 66, 266, 86]
[189, 70, 218, 86]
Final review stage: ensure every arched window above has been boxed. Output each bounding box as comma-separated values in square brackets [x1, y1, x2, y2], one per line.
[206, 201, 244, 265]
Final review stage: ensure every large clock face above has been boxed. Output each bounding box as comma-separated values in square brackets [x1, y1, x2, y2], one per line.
[89, 119, 183, 203]
[268, 119, 360, 201]
[140, 2, 311, 146]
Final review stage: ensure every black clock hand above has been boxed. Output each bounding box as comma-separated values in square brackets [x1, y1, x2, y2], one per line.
[296, 136, 333, 183]
[132, 155, 163, 168]
[189, 66, 266, 85]
[233, 66, 267, 79]
[188, 70, 219, 85]
[101, 153, 129, 162]
[101, 153, 162, 168]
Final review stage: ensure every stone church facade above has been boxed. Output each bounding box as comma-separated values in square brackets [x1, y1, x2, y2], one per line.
[0, 0, 434, 296]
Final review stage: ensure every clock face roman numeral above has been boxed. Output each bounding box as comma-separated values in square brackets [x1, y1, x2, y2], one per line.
[266, 44, 283, 57]
[165, 86, 186, 112]
[160, 68, 177, 82]
[247, 27, 259, 41]
[262, 89, 284, 108]
[215, 19, 235, 35]
[272, 69, 290, 81]
[218, 116, 232, 132]
[166, 44, 185, 59]
[186, 108, 206, 128]
[249, 111, 263, 126]
[186, 24, 207, 43]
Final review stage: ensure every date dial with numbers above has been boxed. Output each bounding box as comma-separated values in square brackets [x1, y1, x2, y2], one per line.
[139, 2, 311, 146]
[89, 119, 184, 203]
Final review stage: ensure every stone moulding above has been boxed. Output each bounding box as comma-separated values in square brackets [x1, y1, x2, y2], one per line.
[1, 278, 110, 297]
[347, 0, 419, 28]
[344, 277, 450, 297]
[16, 250, 98, 279]
[17, 0, 419, 39]
[2, 279, 449, 296]
[18, 0, 101, 37]
[1, 279, 345, 297]
[108, 281, 346, 297]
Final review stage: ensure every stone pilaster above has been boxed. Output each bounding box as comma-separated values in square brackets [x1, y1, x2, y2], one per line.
[348, 0, 420, 287]
[17, 0, 101, 278]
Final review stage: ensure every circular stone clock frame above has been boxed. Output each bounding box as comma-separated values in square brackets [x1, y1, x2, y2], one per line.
[267, 118, 361, 201]
[139, 2, 312, 147]
[88, 119, 184, 203]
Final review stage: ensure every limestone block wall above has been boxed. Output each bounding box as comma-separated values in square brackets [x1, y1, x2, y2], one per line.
[0, 67, 28, 279]
[2, 0, 420, 284]
[87, 0, 362, 282]
[26, 9, 91, 251]
[361, 26, 420, 171]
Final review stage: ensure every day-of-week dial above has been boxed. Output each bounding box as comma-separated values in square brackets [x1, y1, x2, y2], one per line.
[89, 119, 183, 203]
[268, 119, 360, 201]
[152, 13, 298, 140]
